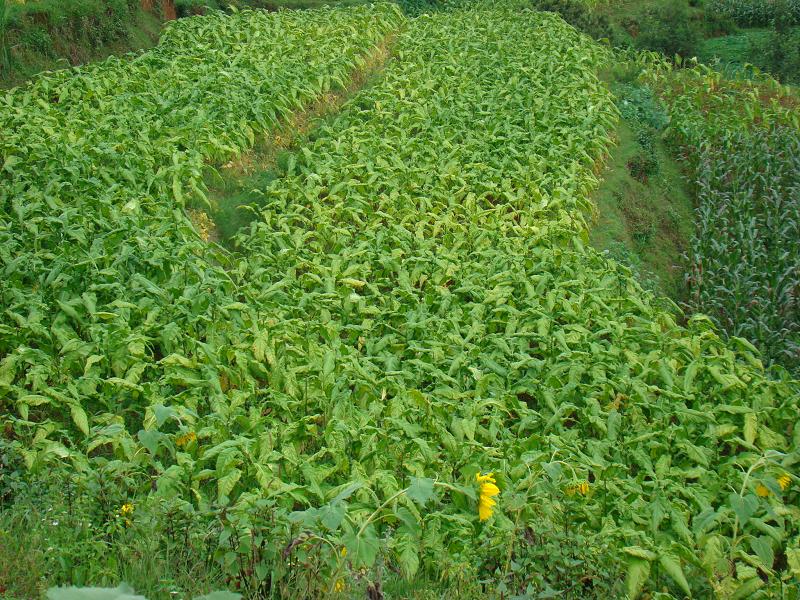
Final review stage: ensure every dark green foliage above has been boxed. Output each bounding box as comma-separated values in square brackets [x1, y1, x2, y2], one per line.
[752, 26, 800, 84]
[395, 0, 444, 14]
[615, 83, 670, 130]
[698, 8, 738, 36]
[532, 0, 612, 40]
[174, 0, 281, 17]
[614, 84, 665, 183]
[0, 0, 9, 73]
[635, 0, 700, 58]
[175, 0, 223, 16]
[748, 1, 800, 84]
[626, 150, 659, 182]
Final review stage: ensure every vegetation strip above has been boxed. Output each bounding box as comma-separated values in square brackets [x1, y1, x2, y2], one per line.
[646, 59, 800, 376]
[202, 33, 399, 243]
[1, 2, 799, 599]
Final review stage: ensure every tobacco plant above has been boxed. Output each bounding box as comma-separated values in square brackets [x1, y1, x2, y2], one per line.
[1, 3, 799, 598]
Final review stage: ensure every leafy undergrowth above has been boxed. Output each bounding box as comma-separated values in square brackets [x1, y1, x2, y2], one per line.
[1, 4, 799, 600]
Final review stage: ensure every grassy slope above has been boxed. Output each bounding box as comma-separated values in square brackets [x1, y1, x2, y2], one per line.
[589, 120, 694, 301]
[0, 8, 163, 89]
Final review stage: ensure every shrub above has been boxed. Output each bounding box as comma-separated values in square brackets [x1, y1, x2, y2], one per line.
[175, 0, 222, 17]
[614, 83, 670, 130]
[533, 0, 612, 40]
[699, 9, 739, 36]
[627, 151, 659, 182]
[752, 26, 800, 84]
[635, 0, 700, 58]
[747, 0, 800, 83]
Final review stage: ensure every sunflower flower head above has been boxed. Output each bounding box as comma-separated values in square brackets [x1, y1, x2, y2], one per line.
[756, 483, 770, 497]
[176, 431, 197, 448]
[566, 481, 590, 496]
[778, 474, 791, 491]
[476, 472, 500, 521]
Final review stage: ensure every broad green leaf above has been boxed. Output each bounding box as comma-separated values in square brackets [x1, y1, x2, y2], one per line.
[406, 477, 435, 507]
[658, 553, 691, 596]
[625, 557, 650, 600]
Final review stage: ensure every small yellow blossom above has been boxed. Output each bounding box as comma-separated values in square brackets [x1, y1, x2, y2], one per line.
[176, 431, 197, 447]
[566, 481, 590, 496]
[756, 484, 770, 497]
[778, 474, 791, 491]
[476, 472, 500, 521]
[120, 503, 134, 516]
[333, 580, 345, 593]
[341, 547, 347, 557]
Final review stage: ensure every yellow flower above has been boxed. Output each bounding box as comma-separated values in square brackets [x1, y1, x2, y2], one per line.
[778, 474, 791, 491]
[333, 579, 345, 593]
[120, 503, 134, 516]
[341, 547, 347, 557]
[566, 481, 590, 496]
[756, 484, 770, 497]
[476, 472, 500, 521]
[176, 431, 197, 447]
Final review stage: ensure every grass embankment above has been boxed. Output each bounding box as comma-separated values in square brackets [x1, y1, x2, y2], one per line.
[0, 1, 163, 89]
[589, 71, 694, 301]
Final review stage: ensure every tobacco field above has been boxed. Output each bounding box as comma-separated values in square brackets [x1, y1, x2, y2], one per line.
[0, 1, 798, 599]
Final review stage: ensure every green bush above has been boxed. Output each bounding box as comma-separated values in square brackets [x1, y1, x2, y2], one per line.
[699, 9, 739, 36]
[175, 0, 222, 17]
[1, 0, 9, 73]
[627, 151, 659, 182]
[533, 0, 612, 40]
[635, 0, 700, 58]
[752, 26, 800, 84]
[614, 83, 670, 130]
[746, 1, 800, 83]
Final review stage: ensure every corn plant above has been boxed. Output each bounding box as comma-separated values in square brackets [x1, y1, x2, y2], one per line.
[706, 0, 800, 26]
[685, 126, 800, 374]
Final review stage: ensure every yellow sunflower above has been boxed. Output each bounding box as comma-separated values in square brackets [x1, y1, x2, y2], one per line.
[476, 472, 500, 521]
[176, 431, 197, 447]
[778, 474, 791, 491]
